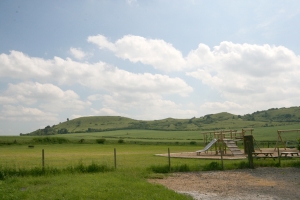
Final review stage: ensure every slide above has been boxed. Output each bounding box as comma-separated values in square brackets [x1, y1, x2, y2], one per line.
[196, 139, 218, 155]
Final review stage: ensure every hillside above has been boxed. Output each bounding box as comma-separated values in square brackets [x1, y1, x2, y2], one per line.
[24, 106, 300, 136]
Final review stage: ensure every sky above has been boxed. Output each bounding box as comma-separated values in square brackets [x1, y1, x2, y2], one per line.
[1, 0, 300, 135]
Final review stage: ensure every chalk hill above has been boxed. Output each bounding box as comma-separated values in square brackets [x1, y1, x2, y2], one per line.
[24, 106, 300, 136]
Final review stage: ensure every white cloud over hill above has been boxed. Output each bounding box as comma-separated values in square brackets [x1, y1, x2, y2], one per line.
[1, 34, 300, 134]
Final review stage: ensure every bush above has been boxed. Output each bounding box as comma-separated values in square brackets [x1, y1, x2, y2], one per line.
[32, 137, 69, 144]
[96, 139, 106, 144]
[148, 164, 191, 173]
[298, 138, 300, 151]
[203, 162, 222, 171]
[148, 165, 169, 173]
[118, 139, 124, 144]
[189, 141, 196, 145]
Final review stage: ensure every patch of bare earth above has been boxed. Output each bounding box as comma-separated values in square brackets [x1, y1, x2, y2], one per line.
[148, 167, 300, 200]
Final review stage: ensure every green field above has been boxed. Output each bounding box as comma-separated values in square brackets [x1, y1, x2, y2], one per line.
[1, 124, 300, 199]
[0, 143, 217, 200]
[0, 141, 299, 199]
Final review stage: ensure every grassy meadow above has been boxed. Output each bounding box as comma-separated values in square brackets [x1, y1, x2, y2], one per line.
[1, 124, 300, 199]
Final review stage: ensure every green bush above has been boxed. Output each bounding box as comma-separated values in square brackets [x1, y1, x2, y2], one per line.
[189, 141, 196, 145]
[118, 139, 124, 144]
[32, 137, 69, 144]
[96, 139, 106, 144]
[148, 164, 191, 173]
[298, 138, 300, 151]
[203, 161, 222, 171]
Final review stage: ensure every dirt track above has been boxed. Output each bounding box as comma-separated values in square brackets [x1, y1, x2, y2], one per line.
[149, 167, 300, 200]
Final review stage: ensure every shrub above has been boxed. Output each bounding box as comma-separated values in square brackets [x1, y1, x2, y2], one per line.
[148, 165, 169, 173]
[298, 138, 300, 151]
[189, 141, 196, 145]
[118, 139, 124, 144]
[173, 164, 190, 172]
[148, 164, 191, 173]
[237, 161, 248, 169]
[32, 137, 69, 144]
[96, 139, 106, 144]
[203, 161, 222, 171]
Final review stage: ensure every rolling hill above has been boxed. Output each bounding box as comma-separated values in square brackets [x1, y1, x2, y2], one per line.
[23, 106, 300, 136]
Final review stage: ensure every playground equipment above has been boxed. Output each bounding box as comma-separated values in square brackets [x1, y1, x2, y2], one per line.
[196, 139, 217, 155]
[197, 129, 259, 156]
[274, 129, 300, 151]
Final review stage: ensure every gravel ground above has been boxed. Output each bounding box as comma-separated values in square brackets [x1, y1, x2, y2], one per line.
[149, 167, 300, 200]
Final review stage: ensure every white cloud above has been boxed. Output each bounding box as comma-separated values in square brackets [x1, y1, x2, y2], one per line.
[0, 51, 192, 96]
[91, 108, 124, 116]
[88, 35, 186, 71]
[69, 47, 87, 60]
[0, 105, 57, 121]
[186, 41, 300, 112]
[2, 82, 91, 112]
[199, 101, 248, 115]
[87, 35, 116, 51]
[93, 92, 197, 120]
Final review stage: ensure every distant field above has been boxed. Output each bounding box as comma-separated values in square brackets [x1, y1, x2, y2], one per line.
[49, 124, 300, 143]
[2, 124, 300, 146]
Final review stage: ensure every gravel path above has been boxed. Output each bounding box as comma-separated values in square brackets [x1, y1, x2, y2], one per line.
[149, 167, 300, 200]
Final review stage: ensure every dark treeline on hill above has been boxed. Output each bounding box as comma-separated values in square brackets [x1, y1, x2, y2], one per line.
[22, 106, 300, 136]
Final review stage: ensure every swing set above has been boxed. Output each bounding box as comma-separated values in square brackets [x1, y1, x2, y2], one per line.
[274, 129, 300, 151]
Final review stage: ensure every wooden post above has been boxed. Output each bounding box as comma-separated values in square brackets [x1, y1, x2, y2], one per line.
[168, 148, 171, 172]
[114, 148, 117, 169]
[244, 135, 254, 154]
[220, 142, 224, 170]
[278, 147, 281, 166]
[244, 135, 254, 169]
[42, 149, 45, 169]
[246, 141, 254, 169]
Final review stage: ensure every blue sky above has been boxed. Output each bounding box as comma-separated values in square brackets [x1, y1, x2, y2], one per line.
[1, 0, 300, 135]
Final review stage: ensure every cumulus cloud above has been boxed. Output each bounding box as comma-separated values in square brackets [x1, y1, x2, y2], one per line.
[69, 47, 87, 60]
[88, 35, 186, 71]
[0, 51, 192, 96]
[1, 82, 91, 112]
[91, 108, 124, 116]
[186, 41, 300, 112]
[87, 34, 300, 112]
[0, 105, 57, 121]
[91, 92, 198, 120]
[2, 35, 300, 134]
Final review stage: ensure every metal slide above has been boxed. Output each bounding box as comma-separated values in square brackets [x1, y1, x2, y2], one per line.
[196, 139, 218, 155]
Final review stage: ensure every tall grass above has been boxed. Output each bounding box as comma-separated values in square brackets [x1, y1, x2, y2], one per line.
[0, 162, 114, 180]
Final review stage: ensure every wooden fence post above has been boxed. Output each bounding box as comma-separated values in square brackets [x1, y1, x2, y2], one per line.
[168, 148, 171, 172]
[220, 142, 224, 170]
[246, 141, 254, 169]
[278, 147, 281, 166]
[114, 148, 117, 169]
[42, 149, 45, 169]
[244, 135, 254, 169]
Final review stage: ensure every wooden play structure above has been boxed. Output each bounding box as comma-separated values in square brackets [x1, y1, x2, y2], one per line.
[197, 129, 260, 156]
[274, 129, 300, 151]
